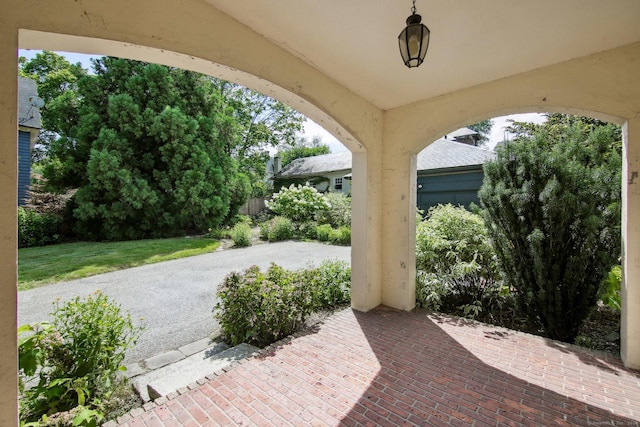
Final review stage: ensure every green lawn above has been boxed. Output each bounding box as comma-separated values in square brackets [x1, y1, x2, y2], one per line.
[18, 237, 220, 291]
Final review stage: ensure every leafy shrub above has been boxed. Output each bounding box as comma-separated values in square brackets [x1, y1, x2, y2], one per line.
[315, 224, 332, 242]
[267, 216, 294, 241]
[600, 265, 621, 312]
[266, 184, 330, 222]
[305, 260, 351, 308]
[230, 214, 252, 226]
[18, 291, 143, 425]
[18, 207, 62, 248]
[259, 221, 270, 240]
[415, 204, 497, 276]
[317, 192, 351, 227]
[297, 221, 319, 240]
[214, 264, 315, 347]
[329, 226, 351, 245]
[415, 205, 514, 325]
[230, 223, 252, 248]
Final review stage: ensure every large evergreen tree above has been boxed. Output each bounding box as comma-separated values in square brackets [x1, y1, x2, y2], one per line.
[46, 58, 242, 240]
[479, 116, 621, 342]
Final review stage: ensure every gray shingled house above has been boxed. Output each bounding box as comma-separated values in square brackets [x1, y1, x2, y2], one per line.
[17, 77, 42, 206]
[274, 128, 495, 212]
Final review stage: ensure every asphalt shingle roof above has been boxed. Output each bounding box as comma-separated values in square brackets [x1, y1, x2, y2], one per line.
[276, 137, 494, 178]
[276, 150, 352, 178]
[416, 138, 495, 171]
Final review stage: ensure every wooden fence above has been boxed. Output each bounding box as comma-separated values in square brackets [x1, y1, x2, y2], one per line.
[239, 196, 267, 216]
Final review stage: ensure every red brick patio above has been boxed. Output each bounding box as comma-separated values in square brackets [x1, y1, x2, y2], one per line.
[112, 307, 640, 426]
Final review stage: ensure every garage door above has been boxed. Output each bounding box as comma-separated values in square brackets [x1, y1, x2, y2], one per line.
[417, 171, 484, 213]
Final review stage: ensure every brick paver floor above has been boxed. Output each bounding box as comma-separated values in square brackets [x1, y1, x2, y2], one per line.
[113, 307, 640, 426]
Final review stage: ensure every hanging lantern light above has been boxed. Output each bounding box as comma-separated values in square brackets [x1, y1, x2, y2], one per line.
[398, 0, 431, 68]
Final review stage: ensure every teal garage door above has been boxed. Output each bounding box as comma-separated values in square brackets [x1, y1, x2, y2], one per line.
[417, 171, 484, 213]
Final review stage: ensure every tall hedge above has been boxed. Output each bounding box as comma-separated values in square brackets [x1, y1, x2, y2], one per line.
[479, 122, 621, 342]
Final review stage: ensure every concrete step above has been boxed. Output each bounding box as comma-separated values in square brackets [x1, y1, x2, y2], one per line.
[131, 342, 260, 402]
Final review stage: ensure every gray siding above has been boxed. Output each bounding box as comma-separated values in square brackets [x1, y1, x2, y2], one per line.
[417, 171, 484, 213]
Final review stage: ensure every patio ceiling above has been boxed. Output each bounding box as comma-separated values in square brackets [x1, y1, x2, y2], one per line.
[206, 0, 640, 111]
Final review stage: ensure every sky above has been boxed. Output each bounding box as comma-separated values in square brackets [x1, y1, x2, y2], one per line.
[19, 49, 546, 152]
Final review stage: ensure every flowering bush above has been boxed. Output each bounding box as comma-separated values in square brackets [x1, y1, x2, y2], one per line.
[316, 192, 351, 228]
[266, 184, 330, 223]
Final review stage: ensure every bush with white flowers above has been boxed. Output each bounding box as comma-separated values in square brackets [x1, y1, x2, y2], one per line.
[266, 184, 330, 223]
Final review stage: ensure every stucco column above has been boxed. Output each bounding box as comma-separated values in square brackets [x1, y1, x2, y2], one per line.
[622, 119, 640, 370]
[380, 146, 417, 311]
[0, 28, 18, 426]
[350, 151, 383, 311]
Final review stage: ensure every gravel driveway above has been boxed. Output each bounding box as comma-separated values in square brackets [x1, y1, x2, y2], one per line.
[18, 241, 351, 363]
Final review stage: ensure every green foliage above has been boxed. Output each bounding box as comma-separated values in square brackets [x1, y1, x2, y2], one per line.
[304, 260, 351, 309]
[316, 192, 351, 228]
[297, 221, 319, 240]
[212, 81, 305, 196]
[601, 265, 621, 312]
[18, 207, 62, 248]
[19, 51, 88, 162]
[315, 224, 333, 242]
[225, 173, 252, 223]
[267, 216, 294, 241]
[467, 120, 493, 145]
[230, 223, 252, 248]
[214, 261, 351, 347]
[414, 205, 510, 324]
[38, 58, 240, 240]
[18, 291, 143, 425]
[479, 118, 622, 342]
[329, 226, 351, 245]
[415, 204, 497, 277]
[19, 238, 219, 290]
[266, 184, 330, 222]
[214, 264, 315, 347]
[279, 141, 331, 168]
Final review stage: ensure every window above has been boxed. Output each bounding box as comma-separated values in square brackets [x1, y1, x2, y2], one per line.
[334, 177, 343, 190]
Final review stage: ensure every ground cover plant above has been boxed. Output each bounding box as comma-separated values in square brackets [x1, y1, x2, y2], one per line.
[18, 291, 143, 426]
[18, 237, 219, 290]
[214, 260, 351, 347]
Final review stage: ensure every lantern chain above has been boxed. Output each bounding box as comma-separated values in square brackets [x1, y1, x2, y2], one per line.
[411, 0, 417, 15]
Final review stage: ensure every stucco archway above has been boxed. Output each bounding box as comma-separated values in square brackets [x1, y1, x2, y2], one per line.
[378, 45, 640, 371]
[2, 1, 640, 424]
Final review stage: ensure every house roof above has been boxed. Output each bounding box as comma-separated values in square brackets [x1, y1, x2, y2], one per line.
[416, 138, 495, 172]
[18, 77, 42, 130]
[276, 137, 495, 179]
[445, 127, 478, 139]
[276, 150, 353, 178]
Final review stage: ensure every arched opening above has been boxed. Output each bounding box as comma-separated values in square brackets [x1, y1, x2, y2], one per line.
[12, 34, 372, 415]
[412, 111, 624, 354]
